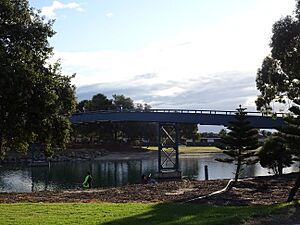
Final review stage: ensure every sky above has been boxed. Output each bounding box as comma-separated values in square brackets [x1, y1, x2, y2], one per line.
[28, 0, 296, 113]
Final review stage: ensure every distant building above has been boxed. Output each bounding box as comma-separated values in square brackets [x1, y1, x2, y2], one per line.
[185, 136, 221, 146]
[199, 137, 221, 146]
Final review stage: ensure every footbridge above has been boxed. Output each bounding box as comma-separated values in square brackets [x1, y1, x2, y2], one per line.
[70, 109, 285, 178]
[70, 109, 285, 128]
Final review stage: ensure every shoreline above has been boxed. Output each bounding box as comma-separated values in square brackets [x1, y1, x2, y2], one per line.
[85, 150, 222, 161]
[0, 147, 222, 165]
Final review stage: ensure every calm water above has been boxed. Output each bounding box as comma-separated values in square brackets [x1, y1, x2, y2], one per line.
[0, 153, 299, 192]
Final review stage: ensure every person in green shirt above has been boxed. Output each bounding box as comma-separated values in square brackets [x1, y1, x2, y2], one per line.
[82, 172, 92, 189]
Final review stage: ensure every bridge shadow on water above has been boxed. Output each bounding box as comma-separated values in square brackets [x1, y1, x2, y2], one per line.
[98, 202, 268, 225]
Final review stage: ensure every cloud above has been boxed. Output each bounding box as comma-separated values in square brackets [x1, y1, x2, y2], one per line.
[54, 0, 296, 112]
[41, 1, 83, 18]
[56, 36, 261, 110]
[153, 87, 185, 97]
[76, 71, 259, 111]
[105, 12, 113, 18]
[55, 23, 269, 86]
[134, 73, 158, 80]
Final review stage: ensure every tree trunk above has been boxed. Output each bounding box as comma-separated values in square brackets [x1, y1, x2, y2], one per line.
[278, 163, 283, 175]
[287, 172, 300, 202]
[0, 134, 4, 159]
[278, 158, 283, 175]
[235, 162, 241, 182]
[235, 151, 242, 182]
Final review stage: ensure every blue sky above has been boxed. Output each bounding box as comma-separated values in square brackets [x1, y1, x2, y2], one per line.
[29, 0, 296, 112]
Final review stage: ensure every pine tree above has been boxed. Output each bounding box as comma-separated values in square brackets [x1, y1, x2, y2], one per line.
[217, 105, 259, 182]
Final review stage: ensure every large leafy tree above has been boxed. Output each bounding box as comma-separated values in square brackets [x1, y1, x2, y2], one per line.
[75, 94, 114, 140]
[76, 100, 89, 112]
[256, 0, 300, 202]
[112, 94, 134, 110]
[86, 93, 113, 111]
[74, 94, 157, 144]
[258, 135, 293, 175]
[0, 0, 76, 157]
[216, 106, 259, 182]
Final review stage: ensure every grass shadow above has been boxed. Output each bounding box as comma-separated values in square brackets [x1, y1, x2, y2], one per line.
[99, 202, 274, 225]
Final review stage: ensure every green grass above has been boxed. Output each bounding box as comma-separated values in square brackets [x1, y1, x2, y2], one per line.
[146, 146, 222, 153]
[0, 202, 297, 225]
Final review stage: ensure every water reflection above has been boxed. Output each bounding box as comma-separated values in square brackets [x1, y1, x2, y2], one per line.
[0, 154, 299, 192]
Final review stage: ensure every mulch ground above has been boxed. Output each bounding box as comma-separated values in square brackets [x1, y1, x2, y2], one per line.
[0, 173, 299, 205]
[192, 173, 300, 206]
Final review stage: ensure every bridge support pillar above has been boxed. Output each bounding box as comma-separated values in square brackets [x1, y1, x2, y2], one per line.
[155, 122, 181, 179]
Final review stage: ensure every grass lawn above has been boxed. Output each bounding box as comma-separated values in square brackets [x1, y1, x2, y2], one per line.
[146, 146, 222, 153]
[0, 202, 297, 225]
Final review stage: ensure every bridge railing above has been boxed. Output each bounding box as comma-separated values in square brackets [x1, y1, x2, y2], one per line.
[150, 109, 286, 117]
[150, 109, 239, 115]
[73, 108, 286, 117]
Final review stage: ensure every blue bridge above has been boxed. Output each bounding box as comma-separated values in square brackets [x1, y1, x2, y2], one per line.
[70, 109, 285, 178]
[70, 109, 285, 129]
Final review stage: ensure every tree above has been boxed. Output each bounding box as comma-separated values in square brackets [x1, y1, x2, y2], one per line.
[218, 128, 227, 138]
[216, 106, 259, 182]
[179, 124, 200, 142]
[73, 94, 156, 145]
[279, 107, 300, 201]
[258, 135, 293, 175]
[112, 94, 134, 110]
[77, 100, 90, 112]
[0, 0, 76, 157]
[74, 94, 114, 141]
[135, 103, 151, 111]
[86, 93, 113, 111]
[256, 0, 300, 202]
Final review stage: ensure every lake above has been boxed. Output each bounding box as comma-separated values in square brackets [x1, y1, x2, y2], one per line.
[0, 153, 299, 192]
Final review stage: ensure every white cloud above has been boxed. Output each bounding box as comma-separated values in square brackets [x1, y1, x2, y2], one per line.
[53, 0, 295, 112]
[153, 87, 185, 97]
[41, 1, 83, 18]
[75, 71, 259, 111]
[54, 0, 296, 87]
[105, 12, 113, 18]
[244, 96, 258, 109]
[55, 22, 268, 87]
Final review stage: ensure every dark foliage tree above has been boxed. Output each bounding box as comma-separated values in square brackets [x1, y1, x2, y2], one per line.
[279, 106, 300, 201]
[135, 103, 151, 111]
[73, 93, 157, 145]
[77, 100, 89, 112]
[86, 93, 113, 111]
[112, 94, 134, 110]
[256, 0, 300, 202]
[216, 106, 259, 182]
[74, 94, 114, 141]
[201, 132, 219, 138]
[258, 135, 293, 175]
[179, 124, 200, 143]
[0, 0, 76, 157]
[218, 129, 227, 138]
[77, 94, 139, 141]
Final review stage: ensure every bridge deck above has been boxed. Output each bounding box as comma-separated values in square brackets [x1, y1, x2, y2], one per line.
[70, 109, 285, 129]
